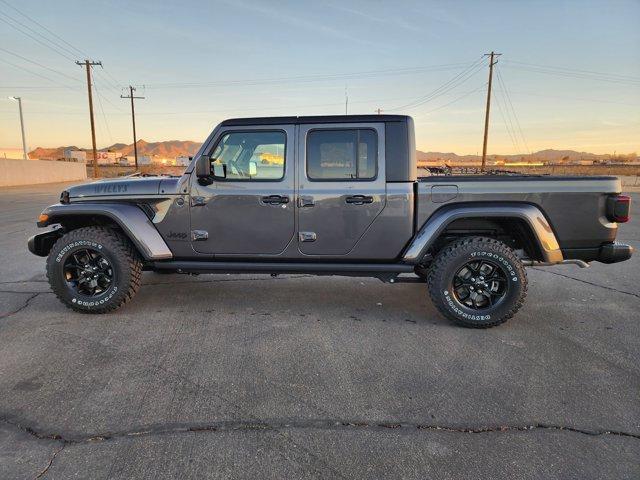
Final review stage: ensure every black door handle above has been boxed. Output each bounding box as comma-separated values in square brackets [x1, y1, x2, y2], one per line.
[261, 195, 290, 205]
[345, 195, 373, 205]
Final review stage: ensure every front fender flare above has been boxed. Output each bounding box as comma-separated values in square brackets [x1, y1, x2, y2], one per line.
[402, 203, 563, 264]
[38, 203, 173, 260]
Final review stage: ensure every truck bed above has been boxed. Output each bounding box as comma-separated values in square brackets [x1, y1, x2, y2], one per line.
[415, 174, 622, 258]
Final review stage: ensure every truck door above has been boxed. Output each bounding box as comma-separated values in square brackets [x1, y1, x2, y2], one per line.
[297, 122, 386, 256]
[190, 125, 295, 255]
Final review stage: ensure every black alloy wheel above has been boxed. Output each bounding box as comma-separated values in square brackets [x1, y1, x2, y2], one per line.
[63, 248, 114, 296]
[451, 259, 508, 310]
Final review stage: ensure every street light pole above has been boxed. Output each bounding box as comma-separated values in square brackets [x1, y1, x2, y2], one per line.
[9, 96, 28, 160]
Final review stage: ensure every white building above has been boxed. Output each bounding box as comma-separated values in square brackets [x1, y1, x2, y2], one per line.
[125, 155, 151, 166]
[96, 151, 119, 165]
[176, 156, 191, 167]
[63, 148, 87, 162]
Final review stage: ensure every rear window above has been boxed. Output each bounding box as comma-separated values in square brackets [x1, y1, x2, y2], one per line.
[306, 129, 377, 180]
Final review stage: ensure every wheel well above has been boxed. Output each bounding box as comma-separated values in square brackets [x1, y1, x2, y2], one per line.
[48, 215, 144, 259]
[55, 214, 121, 232]
[428, 217, 544, 262]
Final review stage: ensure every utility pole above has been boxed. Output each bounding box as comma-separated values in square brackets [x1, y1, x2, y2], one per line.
[481, 51, 501, 171]
[9, 96, 27, 159]
[344, 85, 348, 115]
[375, 108, 383, 115]
[121, 86, 145, 169]
[76, 60, 102, 177]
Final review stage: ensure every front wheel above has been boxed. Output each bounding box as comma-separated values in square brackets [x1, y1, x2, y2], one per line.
[426, 237, 527, 328]
[46, 227, 143, 313]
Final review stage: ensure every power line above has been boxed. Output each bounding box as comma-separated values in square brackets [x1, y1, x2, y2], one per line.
[141, 62, 474, 89]
[388, 58, 485, 110]
[0, 56, 78, 90]
[504, 90, 639, 107]
[494, 85, 521, 155]
[504, 60, 640, 83]
[496, 67, 530, 154]
[387, 58, 486, 111]
[0, 1, 126, 92]
[420, 83, 486, 115]
[501, 62, 640, 86]
[92, 79, 114, 144]
[100, 68, 125, 90]
[0, 13, 75, 61]
[0, 46, 82, 83]
[92, 77, 126, 112]
[0, 0, 88, 58]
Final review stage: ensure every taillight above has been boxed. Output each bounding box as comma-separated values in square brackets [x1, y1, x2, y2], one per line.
[607, 194, 631, 223]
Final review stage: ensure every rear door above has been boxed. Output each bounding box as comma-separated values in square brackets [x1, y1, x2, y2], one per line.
[297, 122, 386, 256]
[190, 125, 295, 255]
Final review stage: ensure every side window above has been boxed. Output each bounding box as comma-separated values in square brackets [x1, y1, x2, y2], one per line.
[306, 129, 377, 180]
[210, 131, 285, 180]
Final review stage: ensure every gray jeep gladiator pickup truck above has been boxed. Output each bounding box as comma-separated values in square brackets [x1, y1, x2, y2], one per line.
[28, 115, 633, 327]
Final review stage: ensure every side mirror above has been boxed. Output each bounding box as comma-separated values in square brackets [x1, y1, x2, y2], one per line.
[212, 163, 227, 179]
[248, 161, 257, 177]
[195, 155, 211, 178]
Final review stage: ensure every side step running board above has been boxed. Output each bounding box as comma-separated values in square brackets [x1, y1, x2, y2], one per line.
[152, 260, 414, 277]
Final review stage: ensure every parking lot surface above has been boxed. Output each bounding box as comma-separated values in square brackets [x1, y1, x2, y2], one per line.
[1, 182, 638, 479]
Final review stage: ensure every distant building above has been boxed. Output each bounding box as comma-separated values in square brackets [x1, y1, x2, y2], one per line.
[176, 156, 191, 167]
[63, 149, 87, 162]
[126, 155, 151, 166]
[96, 151, 119, 165]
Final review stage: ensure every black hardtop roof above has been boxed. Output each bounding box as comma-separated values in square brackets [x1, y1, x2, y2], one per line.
[220, 114, 411, 126]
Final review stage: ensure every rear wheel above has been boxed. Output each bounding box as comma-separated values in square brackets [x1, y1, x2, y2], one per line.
[426, 237, 527, 328]
[46, 227, 142, 313]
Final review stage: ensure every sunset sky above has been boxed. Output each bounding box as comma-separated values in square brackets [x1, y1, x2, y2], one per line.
[0, 0, 638, 156]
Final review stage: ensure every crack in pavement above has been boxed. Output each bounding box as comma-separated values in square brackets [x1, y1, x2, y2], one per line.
[0, 292, 41, 319]
[0, 275, 317, 319]
[532, 268, 640, 299]
[2, 416, 638, 446]
[34, 444, 65, 480]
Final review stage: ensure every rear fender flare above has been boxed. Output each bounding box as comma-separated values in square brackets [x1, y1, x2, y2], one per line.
[38, 203, 173, 260]
[402, 203, 562, 264]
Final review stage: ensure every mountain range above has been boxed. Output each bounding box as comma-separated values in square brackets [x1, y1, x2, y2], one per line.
[27, 140, 636, 164]
[29, 140, 201, 160]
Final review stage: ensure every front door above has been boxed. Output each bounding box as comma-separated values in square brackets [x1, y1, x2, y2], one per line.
[297, 123, 386, 256]
[190, 125, 295, 255]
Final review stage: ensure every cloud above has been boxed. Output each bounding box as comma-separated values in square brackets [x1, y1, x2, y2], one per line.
[323, 3, 424, 34]
[216, 0, 381, 47]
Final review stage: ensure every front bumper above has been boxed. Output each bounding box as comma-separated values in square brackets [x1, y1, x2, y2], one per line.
[27, 227, 63, 257]
[597, 242, 634, 264]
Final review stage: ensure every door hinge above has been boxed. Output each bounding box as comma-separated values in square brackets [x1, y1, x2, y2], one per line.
[298, 231, 317, 242]
[191, 230, 209, 241]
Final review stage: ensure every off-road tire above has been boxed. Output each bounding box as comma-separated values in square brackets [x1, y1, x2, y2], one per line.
[46, 227, 143, 313]
[427, 236, 527, 328]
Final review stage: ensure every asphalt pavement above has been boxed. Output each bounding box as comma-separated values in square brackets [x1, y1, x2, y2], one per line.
[0, 182, 638, 479]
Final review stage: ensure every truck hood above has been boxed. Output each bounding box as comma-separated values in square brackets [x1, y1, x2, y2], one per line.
[67, 176, 181, 199]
